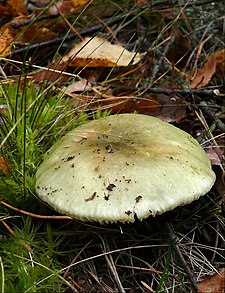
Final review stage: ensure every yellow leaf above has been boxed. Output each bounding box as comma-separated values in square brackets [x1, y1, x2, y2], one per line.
[62, 36, 145, 67]
[0, 27, 14, 57]
[70, 0, 91, 8]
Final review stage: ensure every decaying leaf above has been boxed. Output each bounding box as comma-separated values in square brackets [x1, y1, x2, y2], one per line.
[154, 94, 186, 123]
[190, 49, 225, 89]
[0, 157, 10, 174]
[0, 0, 27, 16]
[190, 55, 217, 89]
[166, 26, 191, 68]
[65, 79, 92, 93]
[205, 146, 224, 166]
[70, 0, 91, 9]
[30, 58, 69, 83]
[91, 95, 160, 114]
[69, 92, 160, 115]
[42, 0, 91, 15]
[0, 27, 14, 57]
[62, 36, 145, 67]
[197, 268, 225, 293]
[213, 49, 225, 76]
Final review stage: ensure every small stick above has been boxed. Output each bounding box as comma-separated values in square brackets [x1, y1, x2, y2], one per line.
[112, 85, 224, 98]
[147, 35, 175, 88]
[63, 240, 92, 279]
[165, 222, 198, 292]
[0, 200, 72, 220]
[1, 220, 33, 253]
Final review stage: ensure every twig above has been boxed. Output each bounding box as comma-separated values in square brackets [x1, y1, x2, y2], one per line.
[143, 87, 223, 97]
[116, 264, 162, 274]
[186, 0, 223, 7]
[63, 240, 92, 279]
[113, 85, 224, 98]
[1, 220, 33, 253]
[191, 34, 213, 79]
[103, 241, 125, 293]
[0, 200, 72, 220]
[147, 35, 175, 88]
[10, 6, 149, 55]
[10, 15, 58, 29]
[200, 101, 225, 132]
[0, 256, 4, 293]
[165, 222, 198, 292]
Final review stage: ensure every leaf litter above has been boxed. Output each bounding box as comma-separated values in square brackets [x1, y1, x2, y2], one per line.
[0, 0, 224, 292]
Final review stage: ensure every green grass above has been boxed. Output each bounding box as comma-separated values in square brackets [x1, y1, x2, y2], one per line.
[0, 79, 112, 292]
[0, 81, 85, 201]
[0, 80, 81, 291]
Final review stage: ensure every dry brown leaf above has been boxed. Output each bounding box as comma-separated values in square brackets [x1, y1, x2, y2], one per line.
[70, 0, 91, 9]
[0, 15, 57, 56]
[136, 0, 149, 6]
[10, 15, 57, 43]
[0, 27, 14, 57]
[0, 0, 27, 16]
[31, 58, 69, 83]
[190, 55, 217, 89]
[72, 94, 160, 115]
[43, 0, 91, 15]
[0, 157, 10, 174]
[197, 268, 225, 293]
[154, 94, 186, 123]
[213, 49, 225, 74]
[190, 49, 225, 88]
[166, 27, 191, 68]
[65, 80, 92, 93]
[205, 146, 224, 166]
[62, 36, 145, 67]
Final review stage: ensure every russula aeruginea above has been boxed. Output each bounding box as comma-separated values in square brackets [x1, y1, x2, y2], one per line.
[35, 114, 216, 223]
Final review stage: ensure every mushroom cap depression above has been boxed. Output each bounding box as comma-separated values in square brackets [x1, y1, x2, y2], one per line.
[35, 114, 216, 223]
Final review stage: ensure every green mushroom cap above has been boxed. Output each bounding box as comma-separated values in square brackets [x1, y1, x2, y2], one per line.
[35, 114, 216, 223]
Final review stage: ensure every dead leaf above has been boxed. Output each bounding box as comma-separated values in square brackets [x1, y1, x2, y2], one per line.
[62, 36, 145, 67]
[197, 268, 225, 293]
[205, 146, 224, 166]
[34, 0, 91, 15]
[71, 93, 160, 115]
[95, 96, 160, 114]
[213, 49, 225, 68]
[166, 27, 191, 68]
[30, 57, 69, 83]
[190, 49, 225, 89]
[0, 0, 27, 16]
[0, 13, 59, 57]
[213, 165, 225, 198]
[154, 94, 186, 123]
[0, 157, 10, 174]
[136, 0, 149, 6]
[10, 15, 57, 43]
[70, 0, 91, 9]
[0, 27, 14, 57]
[190, 55, 217, 89]
[65, 79, 91, 93]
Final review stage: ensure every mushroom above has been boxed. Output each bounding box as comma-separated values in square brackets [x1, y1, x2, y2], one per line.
[35, 114, 216, 223]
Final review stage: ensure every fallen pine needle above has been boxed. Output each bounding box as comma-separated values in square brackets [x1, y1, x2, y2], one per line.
[0, 200, 72, 220]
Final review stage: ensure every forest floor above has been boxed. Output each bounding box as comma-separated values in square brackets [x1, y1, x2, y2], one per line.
[0, 1, 224, 292]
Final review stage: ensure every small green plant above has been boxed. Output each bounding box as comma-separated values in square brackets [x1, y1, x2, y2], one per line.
[0, 79, 112, 292]
[0, 217, 70, 292]
[0, 81, 86, 202]
[0, 80, 88, 291]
